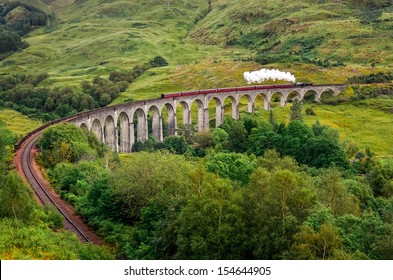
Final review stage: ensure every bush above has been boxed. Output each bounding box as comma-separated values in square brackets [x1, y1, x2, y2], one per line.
[0, 26, 27, 53]
[149, 56, 168, 67]
[305, 107, 316, 116]
[347, 72, 393, 84]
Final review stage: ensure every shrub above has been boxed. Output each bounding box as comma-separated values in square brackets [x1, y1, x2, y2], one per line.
[305, 107, 316, 116]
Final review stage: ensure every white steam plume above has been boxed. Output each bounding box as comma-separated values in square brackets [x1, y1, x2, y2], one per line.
[243, 69, 296, 84]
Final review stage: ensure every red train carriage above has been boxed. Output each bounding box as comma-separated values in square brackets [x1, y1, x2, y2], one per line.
[160, 83, 312, 99]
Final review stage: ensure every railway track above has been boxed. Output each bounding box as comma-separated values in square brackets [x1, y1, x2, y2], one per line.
[17, 124, 92, 243]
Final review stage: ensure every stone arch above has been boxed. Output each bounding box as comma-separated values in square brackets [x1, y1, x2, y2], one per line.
[148, 105, 162, 141]
[319, 88, 335, 103]
[177, 101, 191, 126]
[91, 119, 102, 142]
[303, 89, 319, 103]
[80, 123, 88, 131]
[208, 97, 224, 128]
[164, 103, 176, 136]
[285, 90, 302, 104]
[117, 111, 131, 153]
[104, 115, 116, 151]
[223, 95, 239, 120]
[133, 108, 148, 142]
[270, 91, 285, 108]
[191, 99, 206, 131]
[254, 93, 269, 110]
[239, 94, 254, 113]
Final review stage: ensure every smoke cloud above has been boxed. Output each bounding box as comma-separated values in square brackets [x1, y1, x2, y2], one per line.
[243, 69, 296, 84]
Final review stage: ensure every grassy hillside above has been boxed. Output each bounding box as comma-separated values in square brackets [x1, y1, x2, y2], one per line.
[255, 99, 393, 157]
[0, 108, 42, 137]
[1, 0, 392, 94]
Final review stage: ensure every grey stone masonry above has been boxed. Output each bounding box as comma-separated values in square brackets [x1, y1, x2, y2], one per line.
[71, 84, 346, 153]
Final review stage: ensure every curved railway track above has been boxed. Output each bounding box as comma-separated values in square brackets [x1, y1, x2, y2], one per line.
[20, 132, 91, 242]
[14, 116, 103, 244]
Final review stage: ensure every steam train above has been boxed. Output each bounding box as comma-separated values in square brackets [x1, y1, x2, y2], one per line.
[160, 82, 313, 99]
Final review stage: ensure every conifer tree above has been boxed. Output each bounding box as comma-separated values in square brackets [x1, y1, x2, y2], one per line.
[290, 97, 303, 122]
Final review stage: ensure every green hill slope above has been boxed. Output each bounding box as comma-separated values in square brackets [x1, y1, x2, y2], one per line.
[1, 0, 392, 94]
[194, 0, 393, 66]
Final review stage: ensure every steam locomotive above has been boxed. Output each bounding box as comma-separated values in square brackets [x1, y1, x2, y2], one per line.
[160, 82, 313, 99]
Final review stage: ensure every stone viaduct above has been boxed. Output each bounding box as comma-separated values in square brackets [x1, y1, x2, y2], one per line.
[71, 84, 346, 153]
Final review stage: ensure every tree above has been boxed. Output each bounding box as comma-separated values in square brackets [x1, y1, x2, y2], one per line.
[149, 56, 168, 67]
[247, 121, 275, 156]
[335, 211, 390, 258]
[315, 168, 360, 216]
[273, 121, 313, 159]
[0, 172, 34, 222]
[0, 26, 27, 53]
[162, 136, 190, 154]
[205, 152, 256, 185]
[37, 123, 97, 168]
[226, 120, 248, 153]
[290, 97, 303, 122]
[192, 130, 214, 150]
[291, 223, 346, 260]
[0, 122, 14, 170]
[110, 152, 195, 223]
[176, 174, 246, 259]
[212, 127, 229, 148]
[177, 124, 196, 144]
[245, 166, 316, 258]
[299, 137, 349, 169]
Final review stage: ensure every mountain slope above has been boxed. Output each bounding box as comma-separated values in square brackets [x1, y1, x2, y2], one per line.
[193, 0, 393, 66]
[0, 0, 392, 99]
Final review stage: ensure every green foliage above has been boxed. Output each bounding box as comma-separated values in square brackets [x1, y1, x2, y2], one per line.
[49, 161, 110, 203]
[204, 152, 256, 185]
[40, 138, 393, 260]
[245, 164, 317, 259]
[0, 25, 27, 53]
[347, 72, 393, 84]
[299, 137, 349, 169]
[350, 85, 393, 103]
[81, 76, 124, 107]
[305, 107, 316, 116]
[109, 152, 195, 223]
[37, 123, 98, 168]
[212, 127, 229, 148]
[0, 2, 47, 55]
[314, 168, 360, 216]
[176, 174, 246, 259]
[366, 159, 393, 197]
[0, 219, 113, 260]
[149, 56, 168, 67]
[0, 2, 48, 35]
[220, 118, 248, 153]
[256, 149, 299, 172]
[162, 136, 191, 155]
[290, 98, 303, 122]
[0, 74, 99, 120]
[0, 171, 34, 222]
[0, 120, 14, 169]
[291, 223, 347, 260]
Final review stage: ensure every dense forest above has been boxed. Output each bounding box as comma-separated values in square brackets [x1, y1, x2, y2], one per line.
[33, 100, 393, 259]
